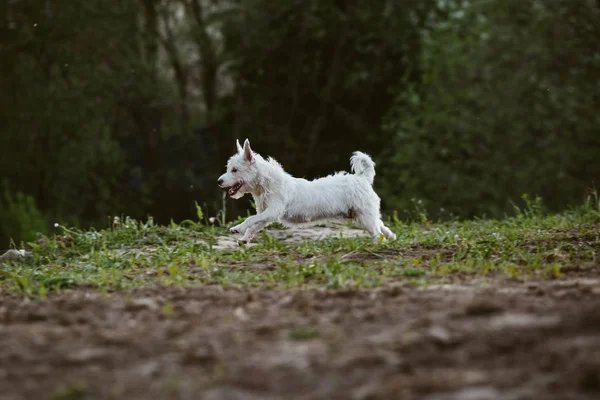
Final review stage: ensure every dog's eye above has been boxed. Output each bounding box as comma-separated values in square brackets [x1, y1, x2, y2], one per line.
[231, 168, 238, 173]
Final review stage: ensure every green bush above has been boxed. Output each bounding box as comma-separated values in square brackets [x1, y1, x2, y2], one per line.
[0, 186, 48, 246]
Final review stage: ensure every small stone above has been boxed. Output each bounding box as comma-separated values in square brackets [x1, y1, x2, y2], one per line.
[66, 348, 110, 364]
[233, 307, 250, 321]
[425, 386, 500, 400]
[428, 326, 452, 345]
[127, 298, 159, 311]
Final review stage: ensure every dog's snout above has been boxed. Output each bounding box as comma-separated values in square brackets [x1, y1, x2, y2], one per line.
[217, 178, 224, 186]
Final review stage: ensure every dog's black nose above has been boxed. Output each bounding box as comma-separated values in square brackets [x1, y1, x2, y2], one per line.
[217, 178, 224, 185]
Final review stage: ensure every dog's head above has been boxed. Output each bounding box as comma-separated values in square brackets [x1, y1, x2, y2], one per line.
[217, 138, 259, 199]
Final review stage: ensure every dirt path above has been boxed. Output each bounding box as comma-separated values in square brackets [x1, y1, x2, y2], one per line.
[210, 222, 366, 249]
[1, 275, 600, 400]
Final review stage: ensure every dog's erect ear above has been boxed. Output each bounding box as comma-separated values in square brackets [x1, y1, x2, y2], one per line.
[236, 139, 243, 153]
[243, 139, 253, 162]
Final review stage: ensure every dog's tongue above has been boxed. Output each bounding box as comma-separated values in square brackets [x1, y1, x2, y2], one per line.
[227, 182, 242, 196]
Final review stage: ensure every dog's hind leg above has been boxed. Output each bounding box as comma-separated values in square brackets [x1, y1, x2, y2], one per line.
[355, 211, 385, 242]
[379, 222, 397, 240]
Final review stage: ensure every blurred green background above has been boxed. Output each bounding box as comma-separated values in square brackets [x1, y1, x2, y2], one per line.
[1, 0, 599, 245]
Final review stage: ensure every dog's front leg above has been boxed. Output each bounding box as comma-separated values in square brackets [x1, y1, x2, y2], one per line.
[230, 198, 268, 235]
[229, 222, 247, 235]
[230, 213, 272, 235]
[231, 207, 282, 241]
[230, 218, 257, 234]
[239, 220, 270, 243]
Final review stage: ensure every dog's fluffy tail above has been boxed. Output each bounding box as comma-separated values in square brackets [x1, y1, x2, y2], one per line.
[350, 151, 376, 185]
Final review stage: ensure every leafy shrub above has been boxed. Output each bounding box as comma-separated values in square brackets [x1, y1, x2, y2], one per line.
[0, 186, 48, 246]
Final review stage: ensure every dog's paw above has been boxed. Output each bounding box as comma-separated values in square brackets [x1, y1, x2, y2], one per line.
[238, 233, 254, 245]
[230, 224, 244, 234]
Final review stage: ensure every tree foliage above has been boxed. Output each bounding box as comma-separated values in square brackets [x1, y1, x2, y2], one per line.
[383, 0, 600, 218]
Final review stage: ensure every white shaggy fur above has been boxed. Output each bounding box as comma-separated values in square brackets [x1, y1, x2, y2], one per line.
[217, 139, 396, 243]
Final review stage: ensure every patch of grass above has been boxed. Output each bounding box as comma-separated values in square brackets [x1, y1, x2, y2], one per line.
[51, 383, 89, 400]
[288, 326, 320, 341]
[1, 196, 599, 296]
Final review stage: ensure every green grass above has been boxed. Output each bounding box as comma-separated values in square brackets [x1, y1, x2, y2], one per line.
[1, 195, 600, 297]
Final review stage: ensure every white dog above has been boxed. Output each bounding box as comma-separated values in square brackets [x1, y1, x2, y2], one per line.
[217, 139, 396, 243]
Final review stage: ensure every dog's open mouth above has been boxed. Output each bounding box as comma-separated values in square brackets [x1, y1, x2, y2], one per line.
[226, 182, 243, 196]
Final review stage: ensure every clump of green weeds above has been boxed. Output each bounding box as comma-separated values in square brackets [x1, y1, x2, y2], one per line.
[1, 195, 599, 296]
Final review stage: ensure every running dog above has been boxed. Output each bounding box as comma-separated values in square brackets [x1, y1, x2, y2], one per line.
[217, 139, 396, 244]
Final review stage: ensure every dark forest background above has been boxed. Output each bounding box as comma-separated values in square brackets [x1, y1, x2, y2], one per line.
[1, 0, 599, 246]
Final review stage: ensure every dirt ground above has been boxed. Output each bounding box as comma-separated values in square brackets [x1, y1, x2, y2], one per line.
[1, 226, 600, 400]
[2, 277, 600, 399]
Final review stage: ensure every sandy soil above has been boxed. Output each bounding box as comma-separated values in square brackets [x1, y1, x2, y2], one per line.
[210, 222, 366, 249]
